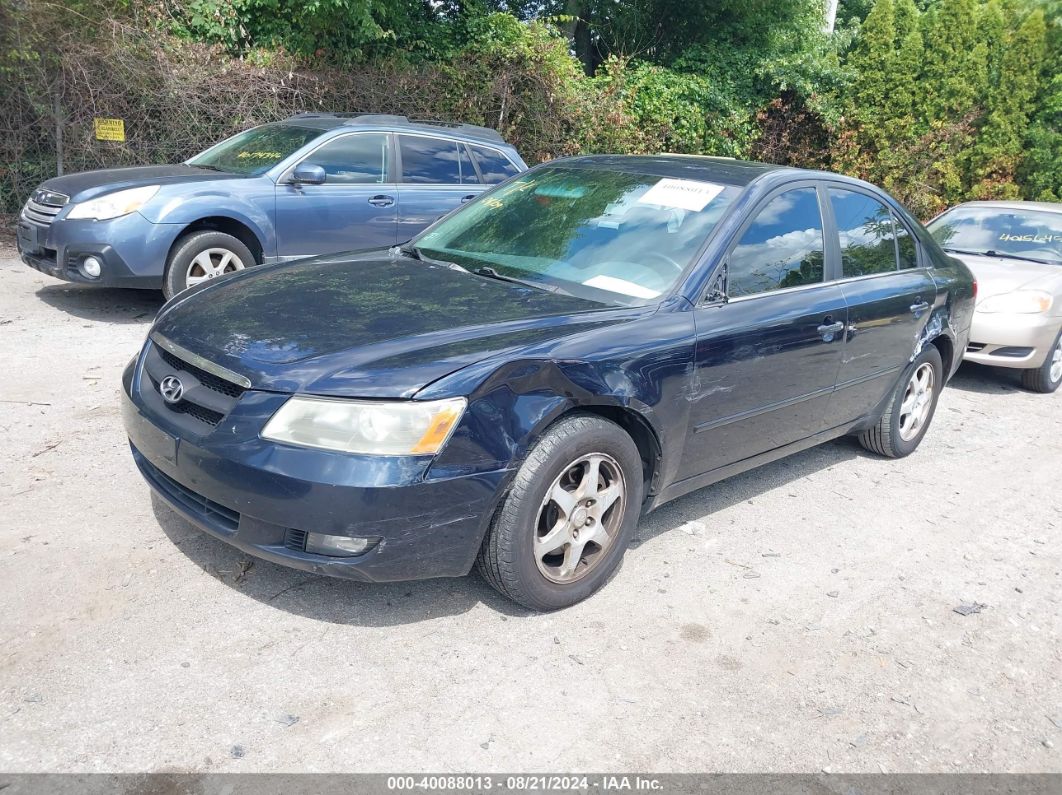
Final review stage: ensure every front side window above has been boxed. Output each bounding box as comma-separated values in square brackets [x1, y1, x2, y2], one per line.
[301, 133, 389, 184]
[415, 167, 741, 306]
[829, 188, 898, 277]
[896, 217, 918, 269]
[188, 124, 323, 176]
[399, 135, 462, 184]
[928, 205, 1062, 266]
[468, 145, 521, 183]
[728, 188, 825, 298]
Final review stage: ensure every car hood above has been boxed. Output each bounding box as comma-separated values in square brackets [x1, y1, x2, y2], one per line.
[40, 165, 246, 203]
[949, 253, 1062, 304]
[152, 254, 632, 398]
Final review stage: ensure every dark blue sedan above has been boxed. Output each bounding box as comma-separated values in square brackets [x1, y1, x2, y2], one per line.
[122, 155, 975, 610]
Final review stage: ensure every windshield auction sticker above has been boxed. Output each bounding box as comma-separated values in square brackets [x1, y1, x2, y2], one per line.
[638, 178, 725, 212]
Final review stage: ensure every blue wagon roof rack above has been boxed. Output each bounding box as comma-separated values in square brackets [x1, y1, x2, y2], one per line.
[287, 112, 505, 143]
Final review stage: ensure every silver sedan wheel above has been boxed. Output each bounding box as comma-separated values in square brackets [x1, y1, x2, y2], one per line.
[185, 247, 246, 288]
[1050, 336, 1062, 385]
[534, 453, 626, 584]
[898, 362, 935, 442]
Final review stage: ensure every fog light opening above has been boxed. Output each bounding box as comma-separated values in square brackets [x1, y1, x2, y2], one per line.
[80, 256, 102, 279]
[304, 533, 379, 558]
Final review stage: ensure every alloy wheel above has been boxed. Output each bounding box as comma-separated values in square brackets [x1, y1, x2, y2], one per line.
[898, 362, 935, 442]
[534, 453, 627, 584]
[185, 247, 246, 288]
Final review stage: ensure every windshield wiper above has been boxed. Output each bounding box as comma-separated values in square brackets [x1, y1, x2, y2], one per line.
[189, 163, 229, 173]
[394, 244, 469, 273]
[944, 247, 1058, 266]
[471, 266, 561, 294]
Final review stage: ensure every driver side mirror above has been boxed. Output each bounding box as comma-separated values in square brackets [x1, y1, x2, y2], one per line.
[292, 163, 326, 185]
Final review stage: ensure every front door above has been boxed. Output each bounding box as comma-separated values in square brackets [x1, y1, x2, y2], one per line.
[823, 185, 939, 422]
[680, 185, 847, 480]
[274, 132, 398, 259]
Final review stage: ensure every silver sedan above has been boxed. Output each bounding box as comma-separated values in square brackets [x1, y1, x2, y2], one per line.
[928, 201, 1062, 393]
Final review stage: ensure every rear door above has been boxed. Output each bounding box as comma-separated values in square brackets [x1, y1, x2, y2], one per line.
[395, 134, 485, 242]
[274, 132, 398, 258]
[679, 183, 848, 481]
[824, 185, 938, 422]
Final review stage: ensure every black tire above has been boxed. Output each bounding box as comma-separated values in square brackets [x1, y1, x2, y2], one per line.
[859, 345, 943, 459]
[162, 230, 255, 299]
[1020, 327, 1062, 394]
[476, 413, 644, 611]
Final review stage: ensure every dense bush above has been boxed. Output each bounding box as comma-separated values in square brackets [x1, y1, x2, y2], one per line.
[0, 0, 1058, 217]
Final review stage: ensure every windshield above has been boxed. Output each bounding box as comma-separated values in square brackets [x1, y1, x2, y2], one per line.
[928, 205, 1062, 265]
[414, 166, 741, 306]
[187, 124, 324, 175]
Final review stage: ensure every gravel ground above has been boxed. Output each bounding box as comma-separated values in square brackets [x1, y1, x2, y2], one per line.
[0, 245, 1060, 774]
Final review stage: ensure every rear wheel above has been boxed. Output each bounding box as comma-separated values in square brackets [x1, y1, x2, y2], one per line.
[1020, 328, 1062, 394]
[476, 414, 643, 611]
[163, 231, 254, 299]
[859, 345, 943, 458]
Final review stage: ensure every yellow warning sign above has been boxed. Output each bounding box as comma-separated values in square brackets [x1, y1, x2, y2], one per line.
[94, 118, 125, 142]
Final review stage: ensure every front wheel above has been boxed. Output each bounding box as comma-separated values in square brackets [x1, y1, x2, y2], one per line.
[859, 345, 943, 458]
[1020, 328, 1062, 394]
[163, 231, 254, 299]
[476, 414, 644, 611]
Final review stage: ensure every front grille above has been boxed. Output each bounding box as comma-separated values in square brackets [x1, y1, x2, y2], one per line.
[22, 190, 69, 227]
[157, 347, 247, 399]
[140, 342, 248, 433]
[285, 529, 308, 552]
[142, 457, 240, 532]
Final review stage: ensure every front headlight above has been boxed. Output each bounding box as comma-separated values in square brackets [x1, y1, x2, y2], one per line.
[262, 396, 467, 455]
[978, 290, 1053, 314]
[66, 185, 160, 221]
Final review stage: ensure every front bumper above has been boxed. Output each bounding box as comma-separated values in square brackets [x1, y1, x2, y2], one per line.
[121, 362, 509, 583]
[963, 310, 1061, 369]
[16, 211, 173, 289]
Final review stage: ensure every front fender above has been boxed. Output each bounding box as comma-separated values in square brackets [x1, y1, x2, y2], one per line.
[140, 183, 277, 258]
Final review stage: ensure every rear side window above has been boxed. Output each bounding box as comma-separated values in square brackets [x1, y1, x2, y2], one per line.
[303, 133, 389, 184]
[829, 188, 898, 277]
[728, 187, 825, 298]
[399, 135, 462, 184]
[468, 145, 520, 184]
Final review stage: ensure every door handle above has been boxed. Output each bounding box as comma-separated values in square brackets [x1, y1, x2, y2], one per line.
[460, 194, 476, 204]
[817, 318, 845, 342]
[368, 195, 395, 208]
[910, 300, 931, 317]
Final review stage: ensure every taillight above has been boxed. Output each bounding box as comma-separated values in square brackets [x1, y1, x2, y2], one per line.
[972, 279, 978, 299]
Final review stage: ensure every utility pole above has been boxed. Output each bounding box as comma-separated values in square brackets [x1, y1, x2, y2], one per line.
[824, 0, 839, 33]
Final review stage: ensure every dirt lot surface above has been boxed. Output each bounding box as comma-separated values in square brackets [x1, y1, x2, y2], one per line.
[1, 245, 1060, 774]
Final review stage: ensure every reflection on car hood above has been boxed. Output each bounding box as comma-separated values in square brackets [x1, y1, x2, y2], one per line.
[40, 165, 245, 202]
[949, 253, 1062, 302]
[152, 254, 631, 398]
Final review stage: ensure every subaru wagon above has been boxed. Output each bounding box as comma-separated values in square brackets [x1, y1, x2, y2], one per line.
[17, 113, 525, 297]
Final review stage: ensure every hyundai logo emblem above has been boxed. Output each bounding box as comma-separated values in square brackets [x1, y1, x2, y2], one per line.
[159, 375, 185, 404]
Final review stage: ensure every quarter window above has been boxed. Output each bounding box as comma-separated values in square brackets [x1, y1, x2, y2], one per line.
[728, 187, 825, 298]
[829, 188, 899, 277]
[896, 217, 918, 269]
[399, 135, 462, 184]
[301, 133, 389, 184]
[468, 144, 520, 184]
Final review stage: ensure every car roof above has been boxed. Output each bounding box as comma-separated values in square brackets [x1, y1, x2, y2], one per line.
[943, 200, 1062, 215]
[548, 154, 803, 187]
[277, 113, 511, 147]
